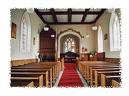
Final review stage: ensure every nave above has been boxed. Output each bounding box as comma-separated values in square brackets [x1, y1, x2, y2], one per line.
[11, 8, 121, 87]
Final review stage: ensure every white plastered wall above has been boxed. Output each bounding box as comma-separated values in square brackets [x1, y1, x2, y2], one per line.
[95, 10, 120, 58]
[11, 9, 119, 59]
[11, 9, 44, 60]
[51, 25, 95, 58]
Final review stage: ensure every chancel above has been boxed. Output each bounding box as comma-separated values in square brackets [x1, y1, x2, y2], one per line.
[10, 8, 121, 87]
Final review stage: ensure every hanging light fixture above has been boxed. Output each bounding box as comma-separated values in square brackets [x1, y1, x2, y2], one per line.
[44, 25, 49, 31]
[108, 9, 115, 13]
[27, 8, 34, 13]
[86, 34, 89, 38]
[51, 34, 55, 37]
[92, 25, 98, 31]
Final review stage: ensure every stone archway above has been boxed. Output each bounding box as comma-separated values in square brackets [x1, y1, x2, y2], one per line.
[57, 28, 83, 58]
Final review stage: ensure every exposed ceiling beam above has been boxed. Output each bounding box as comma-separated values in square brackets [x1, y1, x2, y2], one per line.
[50, 8, 58, 23]
[81, 9, 90, 23]
[93, 9, 106, 23]
[34, 9, 47, 24]
[68, 8, 72, 23]
[35, 9, 106, 25]
[47, 21, 94, 25]
[39, 11, 101, 15]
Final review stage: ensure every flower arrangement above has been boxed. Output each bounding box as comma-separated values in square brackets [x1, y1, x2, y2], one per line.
[89, 50, 96, 56]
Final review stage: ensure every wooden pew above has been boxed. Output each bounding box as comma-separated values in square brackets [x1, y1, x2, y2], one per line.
[27, 81, 34, 87]
[78, 61, 121, 87]
[101, 73, 121, 87]
[12, 63, 57, 86]
[90, 67, 121, 86]
[14, 61, 61, 79]
[86, 64, 120, 80]
[11, 71, 49, 87]
[91, 68, 121, 87]
[88, 65, 120, 79]
[11, 75, 43, 87]
[61, 58, 64, 71]
[37, 61, 61, 76]
[11, 68, 51, 87]
[93, 70, 121, 87]
[86, 65, 119, 81]
[78, 61, 119, 79]
[87, 65, 120, 85]
[11, 61, 61, 87]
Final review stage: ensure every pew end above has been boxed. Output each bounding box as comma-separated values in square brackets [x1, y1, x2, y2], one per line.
[112, 80, 121, 87]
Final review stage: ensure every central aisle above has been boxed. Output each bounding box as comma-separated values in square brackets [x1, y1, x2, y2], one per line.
[58, 63, 84, 87]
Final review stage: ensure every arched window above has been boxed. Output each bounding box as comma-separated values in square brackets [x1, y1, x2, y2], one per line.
[98, 26, 103, 52]
[20, 11, 31, 53]
[64, 37, 76, 53]
[109, 11, 121, 51]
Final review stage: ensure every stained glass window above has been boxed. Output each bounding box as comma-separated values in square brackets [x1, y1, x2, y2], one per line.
[64, 37, 76, 52]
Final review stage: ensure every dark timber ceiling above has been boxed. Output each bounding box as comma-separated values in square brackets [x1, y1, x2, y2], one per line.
[35, 8, 106, 25]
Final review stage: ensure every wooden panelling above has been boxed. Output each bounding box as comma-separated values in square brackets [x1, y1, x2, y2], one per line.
[40, 49, 55, 56]
[105, 58, 120, 64]
[89, 56, 97, 61]
[97, 52, 105, 61]
[11, 59, 38, 67]
[80, 53, 89, 61]
[80, 52, 105, 61]
[39, 27, 56, 58]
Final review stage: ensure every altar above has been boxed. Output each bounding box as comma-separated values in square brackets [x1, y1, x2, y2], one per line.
[60, 51, 79, 63]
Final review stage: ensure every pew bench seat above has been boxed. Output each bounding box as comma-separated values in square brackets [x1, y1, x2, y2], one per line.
[11, 69, 50, 87]
[11, 75, 43, 87]
[93, 70, 121, 87]
[101, 74, 121, 87]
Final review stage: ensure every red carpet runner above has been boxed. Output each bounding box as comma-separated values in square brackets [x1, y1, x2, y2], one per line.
[58, 63, 84, 87]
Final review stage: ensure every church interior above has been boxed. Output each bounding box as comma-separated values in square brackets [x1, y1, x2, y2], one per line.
[10, 8, 121, 87]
